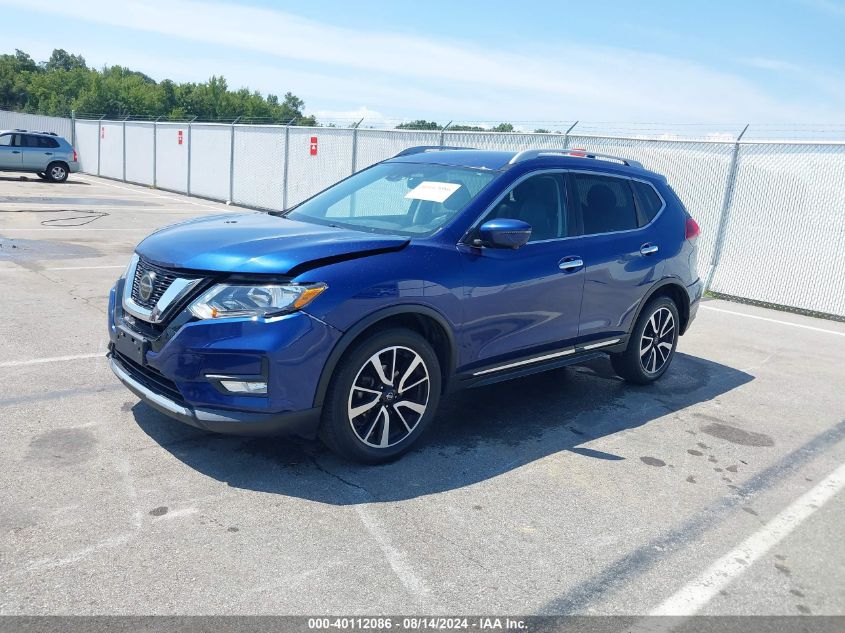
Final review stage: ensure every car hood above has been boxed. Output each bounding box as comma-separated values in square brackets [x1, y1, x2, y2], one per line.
[136, 212, 409, 275]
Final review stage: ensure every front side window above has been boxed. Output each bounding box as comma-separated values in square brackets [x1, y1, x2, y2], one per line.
[0, 134, 13, 147]
[286, 162, 496, 236]
[484, 173, 569, 242]
[572, 173, 638, 234]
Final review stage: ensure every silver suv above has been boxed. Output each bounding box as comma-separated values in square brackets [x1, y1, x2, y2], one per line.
[0, 129, 79, 182]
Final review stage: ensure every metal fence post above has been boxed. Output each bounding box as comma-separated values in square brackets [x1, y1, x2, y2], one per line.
[282, 118, 295, 210]
[350, 117, 364, 174]
[153, 116, 160, 188]
[97, 115, 105, 176]
[122, 114, 129, 182]
[70, 109, 76, 150]
[186, 116, 197, 195]
[439, 121, 453, 147]
[229, 116, 241, 203]
[563, 120, 579, 149]
[705, 124, 750, 290]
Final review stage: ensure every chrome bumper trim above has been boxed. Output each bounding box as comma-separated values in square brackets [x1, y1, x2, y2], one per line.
[110, 356, 191, 417]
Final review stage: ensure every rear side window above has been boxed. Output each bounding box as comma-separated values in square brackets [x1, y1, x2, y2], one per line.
[571, 173, 638, 234]
[37, 136, 60, 148]
[20, 135, 41, 148]
[632, 181, 664, 224]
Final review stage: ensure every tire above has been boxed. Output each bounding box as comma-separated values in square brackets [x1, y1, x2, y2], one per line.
[36, 172, 47, 180]
[45, 162, 69, 183]
[610, 296, 679, 385]
[319, 328, 442, 464]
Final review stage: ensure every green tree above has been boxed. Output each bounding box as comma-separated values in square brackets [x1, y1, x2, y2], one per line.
[1, 48, 317, 125]
[397, 119, 441, 130]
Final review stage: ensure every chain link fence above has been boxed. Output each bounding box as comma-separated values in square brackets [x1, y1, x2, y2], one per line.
[2, 109, 843, 318]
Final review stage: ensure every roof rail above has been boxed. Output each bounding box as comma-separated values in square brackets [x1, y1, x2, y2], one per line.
[394, 145, 476, 157]
[508, 149, 643, 169]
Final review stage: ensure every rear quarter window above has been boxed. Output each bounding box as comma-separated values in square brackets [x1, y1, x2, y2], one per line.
[632, 180, 665, 224]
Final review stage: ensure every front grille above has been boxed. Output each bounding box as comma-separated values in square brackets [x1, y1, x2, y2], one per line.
[131, 258, 179, 309]
[113, 351, 185, 405]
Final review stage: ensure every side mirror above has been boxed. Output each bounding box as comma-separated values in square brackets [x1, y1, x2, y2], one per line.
[477, 218, 532, 249]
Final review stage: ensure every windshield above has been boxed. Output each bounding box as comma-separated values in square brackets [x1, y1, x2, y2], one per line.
[284, 162, 497, 236]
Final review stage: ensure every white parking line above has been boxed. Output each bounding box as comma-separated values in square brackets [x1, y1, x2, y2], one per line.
[700, 305, 845, 337]
[75, 176, 231, 212]
[0, 353, 103, 368]
[648, 461, 845, 617]
[45, 265, 125, 271]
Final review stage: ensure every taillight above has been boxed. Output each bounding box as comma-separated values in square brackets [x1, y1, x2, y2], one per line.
[685, 217, 700, 240]
[73, 149, 78, 162]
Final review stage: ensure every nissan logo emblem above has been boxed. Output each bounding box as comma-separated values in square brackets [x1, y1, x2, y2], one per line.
[138, 271, 156, 302]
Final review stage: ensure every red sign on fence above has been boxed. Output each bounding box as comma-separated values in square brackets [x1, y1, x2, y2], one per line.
[100, 127, 105, 139]
[310, 136, 318, 156]
[177, 130, 184, 145]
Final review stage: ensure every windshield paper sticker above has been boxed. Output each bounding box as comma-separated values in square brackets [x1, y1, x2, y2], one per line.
[405, 181, 462, 203]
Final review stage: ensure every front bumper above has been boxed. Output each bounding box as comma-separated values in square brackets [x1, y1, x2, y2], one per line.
[110, 355, 320, 436]
[108, 279, 340, 437]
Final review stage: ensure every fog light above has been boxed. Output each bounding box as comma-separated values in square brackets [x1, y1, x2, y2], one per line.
[219, 380, 267, 394]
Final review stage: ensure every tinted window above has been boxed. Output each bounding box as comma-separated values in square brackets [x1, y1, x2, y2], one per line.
[633, 180, 664, 224]
[572, 173, 638, 234]
[20, 135, 41, 148]
[0, 134, 12, 147]
[486, 174, 568, 242]
[37, 136, 60, 148]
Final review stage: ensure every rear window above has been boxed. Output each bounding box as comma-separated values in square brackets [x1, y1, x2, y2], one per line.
[571, 173, 638, 234]
[632, 181, 664, 224]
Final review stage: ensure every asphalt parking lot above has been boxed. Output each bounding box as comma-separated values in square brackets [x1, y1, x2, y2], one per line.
[1, 171, 844, 617]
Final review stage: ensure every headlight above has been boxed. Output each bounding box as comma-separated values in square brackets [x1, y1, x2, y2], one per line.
[189, 283, 327, 319]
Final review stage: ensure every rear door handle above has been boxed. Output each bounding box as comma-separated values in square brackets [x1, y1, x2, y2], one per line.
[640, 243, 659, 256]
[559, 257, 584, 272]
[44, 152, 53, 155]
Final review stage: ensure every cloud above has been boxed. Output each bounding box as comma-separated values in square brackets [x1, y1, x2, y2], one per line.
[739, 57, 802, 73]
[2, 0, 843, 123]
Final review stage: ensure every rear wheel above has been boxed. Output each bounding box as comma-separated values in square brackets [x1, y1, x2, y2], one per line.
[319, 328, 441, 464]
[45, 162, 69, 183]
[611, 296, 679, 384]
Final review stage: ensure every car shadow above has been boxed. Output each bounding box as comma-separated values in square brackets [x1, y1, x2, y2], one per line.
[132, 352, 753, 505]
[0, 174, 90, 185]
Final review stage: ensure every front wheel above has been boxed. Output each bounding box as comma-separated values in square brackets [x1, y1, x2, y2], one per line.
[319, 328, 441, 464]
[611, 296, 679, 384]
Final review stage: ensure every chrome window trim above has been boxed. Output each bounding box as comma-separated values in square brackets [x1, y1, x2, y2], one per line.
[461, 168, 572, 246]
[460, 168, 667, 247]
[122, 253, 203, 324]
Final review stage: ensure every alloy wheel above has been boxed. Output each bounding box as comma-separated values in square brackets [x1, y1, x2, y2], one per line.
[50, 165, 66, 180]
[347, 345, 430, 448]
[640, 307, 675, 374]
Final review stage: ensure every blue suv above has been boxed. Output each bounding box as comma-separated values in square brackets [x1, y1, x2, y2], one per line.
[108, 147, 702, 463]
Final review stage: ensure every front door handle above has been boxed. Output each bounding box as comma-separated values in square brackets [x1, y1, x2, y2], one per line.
[640, 243, 659, 256]
[559, 257, 584, 272]
[11, 150, 21, 154]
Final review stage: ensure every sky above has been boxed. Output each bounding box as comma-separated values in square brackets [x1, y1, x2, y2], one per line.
[2, 0, 844, 130]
